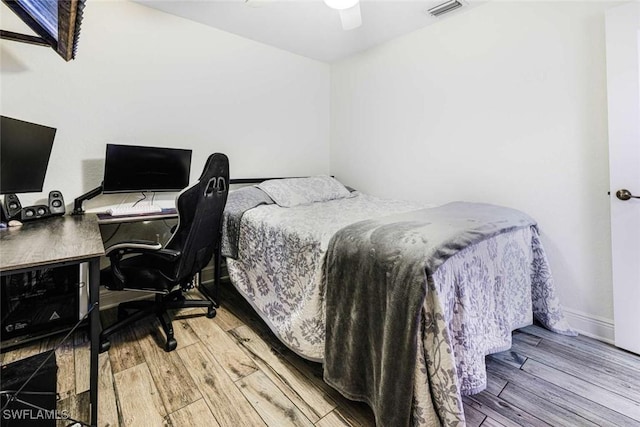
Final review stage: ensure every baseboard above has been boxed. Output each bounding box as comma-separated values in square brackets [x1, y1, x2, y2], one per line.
[563, 307, 615, 344]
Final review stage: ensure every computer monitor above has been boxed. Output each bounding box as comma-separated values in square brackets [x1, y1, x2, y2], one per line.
[102, 144, 192, 194]
[0, 116, 57, 195]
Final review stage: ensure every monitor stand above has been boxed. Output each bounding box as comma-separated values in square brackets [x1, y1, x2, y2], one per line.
[72, 183, 104, 215]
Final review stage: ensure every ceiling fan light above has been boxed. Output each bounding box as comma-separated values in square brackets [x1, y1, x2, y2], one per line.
[339, 3, 362, 30]
[323, 0, 359, 11]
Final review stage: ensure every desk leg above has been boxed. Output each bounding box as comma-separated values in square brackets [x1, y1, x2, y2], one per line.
[89, 258, 100, 426]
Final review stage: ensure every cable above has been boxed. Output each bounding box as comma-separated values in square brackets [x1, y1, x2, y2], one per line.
[101, 223, 122, 245]
[131, 192, 147, 207]
[1, 303, 97, 413]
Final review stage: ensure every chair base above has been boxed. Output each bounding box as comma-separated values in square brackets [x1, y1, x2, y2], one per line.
[99, 291, 216, 353]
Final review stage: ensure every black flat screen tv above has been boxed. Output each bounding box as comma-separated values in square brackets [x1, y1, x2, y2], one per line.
[0, 115, 57, 194]
[102, 144, 192, 194]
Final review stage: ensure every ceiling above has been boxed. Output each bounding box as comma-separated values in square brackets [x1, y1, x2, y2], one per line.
[134, 0, 482, 63]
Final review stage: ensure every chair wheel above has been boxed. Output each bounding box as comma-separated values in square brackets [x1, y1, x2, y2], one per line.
[164, 338, 178, 352]
[99, 339, 111, 353]
[207, 307, 216, 318]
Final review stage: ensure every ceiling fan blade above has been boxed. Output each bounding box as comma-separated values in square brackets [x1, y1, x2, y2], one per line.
[339, 2, 361, 30]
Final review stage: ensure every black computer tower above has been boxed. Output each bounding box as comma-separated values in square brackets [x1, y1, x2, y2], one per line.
[1, 264, 86, 346]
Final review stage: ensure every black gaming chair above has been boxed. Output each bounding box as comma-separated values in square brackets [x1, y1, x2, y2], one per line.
[99, 153, 229, 352]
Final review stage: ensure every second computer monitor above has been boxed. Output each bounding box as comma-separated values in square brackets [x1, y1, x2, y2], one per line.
[102, 144, 192, 194]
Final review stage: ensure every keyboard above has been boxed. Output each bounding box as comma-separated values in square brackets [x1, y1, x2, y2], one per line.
[106, 204, 164, 217]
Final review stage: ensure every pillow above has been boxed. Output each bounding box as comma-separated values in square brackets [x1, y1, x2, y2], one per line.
[256, 176, 352, 207]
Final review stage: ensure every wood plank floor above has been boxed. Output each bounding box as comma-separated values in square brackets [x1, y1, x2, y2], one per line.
[2, 282, 639, 427]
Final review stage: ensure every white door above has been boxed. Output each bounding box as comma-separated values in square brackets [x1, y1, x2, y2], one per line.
[606, 2, 640, 355]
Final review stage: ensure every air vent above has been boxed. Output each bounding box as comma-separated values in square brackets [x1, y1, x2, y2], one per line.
[427, 0, 463, 17]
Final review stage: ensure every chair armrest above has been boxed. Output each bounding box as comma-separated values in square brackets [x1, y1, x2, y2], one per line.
[105, 240, 163, 256]
[104, 241, 181, 290]
[105, 240, 181, 261]
[147, 248, 181, 261]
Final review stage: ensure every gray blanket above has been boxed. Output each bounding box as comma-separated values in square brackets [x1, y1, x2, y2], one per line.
[323, 202, 536, 427]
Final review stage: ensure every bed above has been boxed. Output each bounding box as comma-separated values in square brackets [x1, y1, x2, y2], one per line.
[220, 176, 575, 427]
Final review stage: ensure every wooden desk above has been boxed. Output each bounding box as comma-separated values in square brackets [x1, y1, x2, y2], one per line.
[0, 215, 105, 426]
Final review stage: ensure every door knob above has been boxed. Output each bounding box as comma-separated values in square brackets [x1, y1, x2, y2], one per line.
[616, 189, 640, 201]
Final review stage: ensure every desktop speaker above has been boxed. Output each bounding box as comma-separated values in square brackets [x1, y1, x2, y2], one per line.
[48, 190, 65, 216]
[4, 194, 22, 219]
[20, 205, 51, 222]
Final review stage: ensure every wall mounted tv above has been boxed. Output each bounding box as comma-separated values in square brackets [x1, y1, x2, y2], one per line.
[102, 144, 192, 194]
[0, 0, 86, 61]
[0, 115, 57, 194]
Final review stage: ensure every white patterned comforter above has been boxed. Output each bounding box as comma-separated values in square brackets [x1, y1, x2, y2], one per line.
[225, 192, 574, 426]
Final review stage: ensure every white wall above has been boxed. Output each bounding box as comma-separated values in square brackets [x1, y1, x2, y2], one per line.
[0, 0, 330, 210]
[330, 2, 614, 339]
[0, 0, 618, 340]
